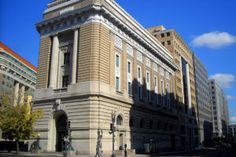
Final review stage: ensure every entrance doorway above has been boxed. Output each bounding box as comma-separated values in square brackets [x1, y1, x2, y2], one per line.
[55, 113, 68, 152]
[119, 133, 124, 150]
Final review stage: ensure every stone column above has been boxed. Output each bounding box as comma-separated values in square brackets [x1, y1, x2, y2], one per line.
[71, 29, 78, 84]
[14, 82, 19, 106]
[49, 35, 59, 89]
[19, 85, 25, 105]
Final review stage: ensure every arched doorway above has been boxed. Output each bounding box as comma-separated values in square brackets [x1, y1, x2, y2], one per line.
[55, 112, 68, 152]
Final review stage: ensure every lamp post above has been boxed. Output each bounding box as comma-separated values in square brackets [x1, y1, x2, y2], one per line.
[110, 113, 116, 157]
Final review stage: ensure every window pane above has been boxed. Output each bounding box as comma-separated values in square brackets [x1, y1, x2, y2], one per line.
[128, 61, 131, 73]
[62, 75, 69, 87]
[116, 77, 119, 91]
[138, 67, 141, 78]
[116, 55, 119, 67]
[147, 72, 149, 83]
[128, 82, 132, 95]
[64, 53, 70, 65]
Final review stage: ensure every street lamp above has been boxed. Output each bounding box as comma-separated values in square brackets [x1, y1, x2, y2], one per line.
[109, 113, 116, 157]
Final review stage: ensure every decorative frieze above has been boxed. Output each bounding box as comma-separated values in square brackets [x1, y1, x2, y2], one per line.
[126, 44, 133, 57]
[115, 35, 123, 49]
[136, 51, 143, 63]
[160, 67, 164, 76]
[145, 57, 151, 68]
[153, 63, 158, 72]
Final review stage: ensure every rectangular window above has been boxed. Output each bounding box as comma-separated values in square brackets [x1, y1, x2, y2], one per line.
[167, 32, 171, 36]
[137, 66, 142, 100]
[116, 54, 120, 67]
[127, 60, 132, 95]
[64, 52, 70, 65]
[62, 75, 69, 88]
[116, 77, 120, 91]
[167, 40, 171, 45]
[154, 76, 158, 104]
[115, 53, 121, 92]
[161, 80, 165, 105]
[128, 61, 131, 73]
[128, 82, 132, 95]
[166, 83, 170, 107]
[137, 66, 141, 79]
[146, 71, 151, 102]
[146, 72, 150, 83]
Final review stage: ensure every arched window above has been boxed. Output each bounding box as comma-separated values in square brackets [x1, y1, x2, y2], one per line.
[116, 115, 123, 125]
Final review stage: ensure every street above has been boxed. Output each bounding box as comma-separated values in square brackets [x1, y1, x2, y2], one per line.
[158, 148, 236, 157]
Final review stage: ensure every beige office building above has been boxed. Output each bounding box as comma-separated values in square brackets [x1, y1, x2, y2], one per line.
[147, 26, 199, 149]
[0, 42, 37, 140]
[32, 0, 195, 155]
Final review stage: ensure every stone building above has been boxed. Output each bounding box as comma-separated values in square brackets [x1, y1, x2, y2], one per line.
[32, 0, 187, 155]
[147, 26, 199, 149]
[192, 54, 212, 144]
[208, 79, 229, 137]
[0, 42, 37, 139]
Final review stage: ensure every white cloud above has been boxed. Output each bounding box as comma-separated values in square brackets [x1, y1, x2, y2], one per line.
[191, 31, 236, 49]
[227, 95, 236, 100]
[230, 116, 236, 123]
[210, 74, 235, 88]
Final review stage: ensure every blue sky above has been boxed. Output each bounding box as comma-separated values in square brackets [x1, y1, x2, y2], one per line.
[0, 0, 235, 122]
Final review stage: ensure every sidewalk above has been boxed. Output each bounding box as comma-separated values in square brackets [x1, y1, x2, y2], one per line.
[0, 152, 63, 157]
